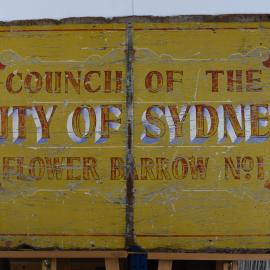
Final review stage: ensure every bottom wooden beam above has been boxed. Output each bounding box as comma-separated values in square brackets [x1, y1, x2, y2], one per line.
[0, 250, 127, 259]
[232, 261, 238, 270]
[148, 252, 270, 261]
[1, 250, 270, 261]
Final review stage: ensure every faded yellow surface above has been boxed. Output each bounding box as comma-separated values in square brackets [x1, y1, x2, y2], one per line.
[133, 22, 270, 250]
[0, 24, 126, 249]
[1, 21, 270, 252]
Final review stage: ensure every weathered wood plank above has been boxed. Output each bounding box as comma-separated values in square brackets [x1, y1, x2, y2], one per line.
[0, 251, 127, 258]
[0, 23, 127, 250]
[105, 258, 120, 270]
[0, 18, 270, 253]
[158, 260, 172, 270]
[232, 261, 238, 270]
[149, 253, 270, 260]
[133, 21, 270, 251]
[41, 259, 57, 270]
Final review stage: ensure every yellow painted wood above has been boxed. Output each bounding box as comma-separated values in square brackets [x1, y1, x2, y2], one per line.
[0, 24, 126, 249]
[133, 22, 270, 250]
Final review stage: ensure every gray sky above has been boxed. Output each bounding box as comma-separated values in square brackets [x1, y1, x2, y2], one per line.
[1, 0, 270, 21]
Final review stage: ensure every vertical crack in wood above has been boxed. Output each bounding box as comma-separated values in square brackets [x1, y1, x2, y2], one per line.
[125, 23, 135, 247]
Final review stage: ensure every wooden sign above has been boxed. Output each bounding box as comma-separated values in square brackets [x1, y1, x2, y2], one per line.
[0, 20, 270, 252]
[0, 24, 126, 250]
[133, 22, 270, 251]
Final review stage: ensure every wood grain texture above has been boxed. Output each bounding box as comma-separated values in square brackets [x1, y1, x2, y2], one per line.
[133, 22, 270, 251]
[158, 260, 172, 270]
[0, 20, 270, 253]
[105, 258, 120, 270]
[0, 251, 127, 258]
[0, 24, 127, 250]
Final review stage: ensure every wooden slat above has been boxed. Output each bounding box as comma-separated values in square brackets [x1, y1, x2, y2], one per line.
[41, 259, 57, 270]
[56, 259, 71, 270]
[158, 260, 172, 270]
[148, 252, 270, 261]
[223, 262, 230, 270]
[0, 250, 127, 258]
[51, 259, 57, 270]
[232, 261, 238, 270]
[10, 260, 40, 270]
[218, 261, 238, 270]
[105, 258, 119, 270]
[216, 261, 227, 270]
[41, 259, 49, 270]
[2, 250, 268, 260]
